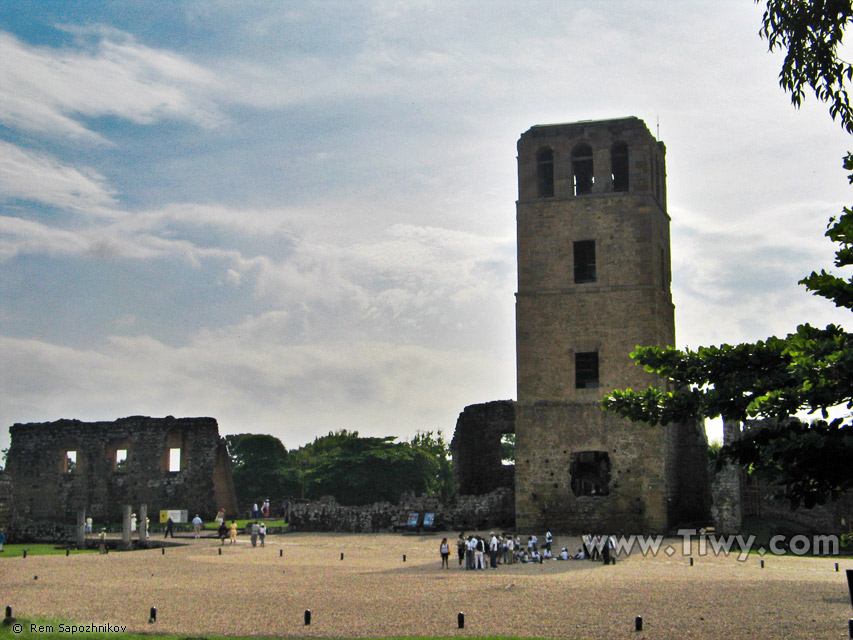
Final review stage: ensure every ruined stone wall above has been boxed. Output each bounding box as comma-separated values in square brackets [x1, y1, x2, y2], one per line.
[712, 418, 853, 534]
[5, 416, 239, 524]
[289, 489, 514, 533]
[0, 471, 12, 529]
[450, 400, 515, 495]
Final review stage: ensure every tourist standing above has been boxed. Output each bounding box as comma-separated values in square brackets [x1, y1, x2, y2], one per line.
[457, 533, 466, 567]
[250, 521, 260, 547]
[164, 517, 174, 538]
[0, 528, 6, 552]
[98, 528, 107, 554]
[489, 533, 499, 569]
[474, 536, 485, 570]
[439, 538, 450, 568]
[85, 517, 93, 536]
[192, 514, 203, 538]
[259, 522, 266, 547]
[218, 520, 228, 545]
[229, 520, 238, 544]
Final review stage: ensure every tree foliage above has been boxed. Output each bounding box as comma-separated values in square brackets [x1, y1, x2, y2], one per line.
[226, 429, 453, 507]
[225, 433, 290, 505]
[602, 0, 853, 509]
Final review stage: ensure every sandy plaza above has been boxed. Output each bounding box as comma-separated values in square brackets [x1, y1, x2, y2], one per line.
[1, 532, 852, 640]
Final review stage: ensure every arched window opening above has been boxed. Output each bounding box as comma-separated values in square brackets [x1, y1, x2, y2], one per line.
[611, 142, 629, 191]
[536, 147, 554, 197]
[572, 144, 594, 195]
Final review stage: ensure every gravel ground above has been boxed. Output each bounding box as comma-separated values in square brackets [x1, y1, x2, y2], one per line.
[1, 532, 851, 639]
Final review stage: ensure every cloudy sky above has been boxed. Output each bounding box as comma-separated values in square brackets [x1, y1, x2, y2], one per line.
[2, 1, 851, 454]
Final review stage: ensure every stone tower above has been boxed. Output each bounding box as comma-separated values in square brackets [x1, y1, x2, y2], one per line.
[514, 117, 709, 534]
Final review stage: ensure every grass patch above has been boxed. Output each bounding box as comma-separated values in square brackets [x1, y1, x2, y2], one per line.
[0, 545, 95, 559]
[0, 618, 536, 640]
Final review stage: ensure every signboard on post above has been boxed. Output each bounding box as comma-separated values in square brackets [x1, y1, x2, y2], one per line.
[159, 510, 188, 523]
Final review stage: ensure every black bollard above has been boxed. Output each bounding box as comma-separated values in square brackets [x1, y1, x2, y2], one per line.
[5, 606, 11, 619]
[218, 548, 221, 555]
[280, 549, 283, 557]
[22, 549, 26, 559]
[66, 549, 70, 557]
[149, 607, 156, 624]
[304, 610, 311, 626]
[836, 562, 840, 572]
[341, 552, 344, 560]
[161, 548, 165, 555]
[846, 570, 853, 613]
[635, 616, 643, 632]
[403, 554, 406, 562]
[689, 556, 694, 566]
[457, 612, 464, 629]
[760, 559, 765, 568]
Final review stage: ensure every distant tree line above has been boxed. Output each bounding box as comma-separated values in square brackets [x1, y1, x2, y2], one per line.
[224, 430, 453, 508]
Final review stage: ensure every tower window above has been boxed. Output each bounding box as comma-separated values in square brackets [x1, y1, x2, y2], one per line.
[575, 351, 599, 389]
[573, 240, 596, 284]
[611, 142, 629, 191]
[536, 147, 554, 197]
[570, 451, 610, 496]
[572, 144, 594, 195]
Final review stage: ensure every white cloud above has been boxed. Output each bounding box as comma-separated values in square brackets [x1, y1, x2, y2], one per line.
[0, 326, 510, 452]
[0, 142, 119, 216]
[0, 30, 225, 141]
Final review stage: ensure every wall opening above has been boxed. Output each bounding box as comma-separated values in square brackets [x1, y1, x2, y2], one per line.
[115, 449, 128, 472]
[536, 147, 554, 197]
[500, 433, 515, 465]
[573, 240, 596, 284]
[64, 450, 77, 474]
[575, 351, 599, 389]
[570, 451, 610, 496]
[611, 142, 629, 191]
[168, 447, 181, 472]
[572, 144, 594, 195]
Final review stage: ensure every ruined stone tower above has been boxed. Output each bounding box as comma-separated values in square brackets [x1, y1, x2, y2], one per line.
[514, 117, 709, 534]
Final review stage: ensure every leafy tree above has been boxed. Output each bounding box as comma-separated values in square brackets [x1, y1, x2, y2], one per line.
[290, 429, 452, 506]
[226, 433, 290, 505]
[602, 0, 853, 509]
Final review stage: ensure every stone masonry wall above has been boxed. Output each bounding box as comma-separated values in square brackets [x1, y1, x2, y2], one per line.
[290, 489, 514, 533]
[450, 400, 515, 495]
[5, 416, 239, 524]
[514, 118, 710, 534]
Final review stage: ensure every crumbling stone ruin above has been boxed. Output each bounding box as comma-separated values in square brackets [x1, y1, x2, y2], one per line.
[450, 400, 515, 495]
[511, 117, 711, 534]
[712, 418, 853, 535]
[4, 415, 238, 525]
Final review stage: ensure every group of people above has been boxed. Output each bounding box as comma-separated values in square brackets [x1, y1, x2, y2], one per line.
[443, 530, 617, 568]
